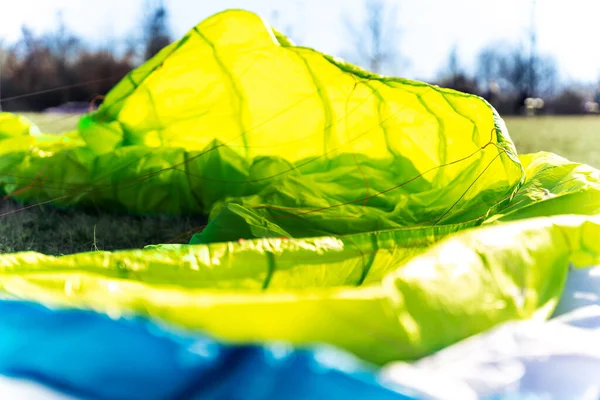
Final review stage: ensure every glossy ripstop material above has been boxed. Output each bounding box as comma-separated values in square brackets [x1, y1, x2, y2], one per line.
[0, 214, 599, 365]
[0, 8, 599, 372]
[0, 300, 416, 400]
[2, 10, 523, 233]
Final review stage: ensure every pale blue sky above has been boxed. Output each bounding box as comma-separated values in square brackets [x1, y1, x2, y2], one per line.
[1, 0, 598, 82]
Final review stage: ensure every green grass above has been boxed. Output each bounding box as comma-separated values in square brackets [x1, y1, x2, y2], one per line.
[505, 116, 600, 168]
[0, 200, 205, 255]
[19, 112, 83, 134]
[0, 113, 597, 256]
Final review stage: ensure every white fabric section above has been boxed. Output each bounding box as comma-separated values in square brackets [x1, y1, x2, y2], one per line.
[553, 265, 600, 319]
[382, 309, 600, 399]
[0, 376, 75, 400]
[381, 266, 600, 400]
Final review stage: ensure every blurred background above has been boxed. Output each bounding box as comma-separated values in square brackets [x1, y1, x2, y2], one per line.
[0, 0, 598, 165]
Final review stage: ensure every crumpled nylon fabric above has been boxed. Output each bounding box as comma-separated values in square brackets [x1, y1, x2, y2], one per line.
[1, 9, 523, 230]
[0, 112, 41, 139]
[381, 305, 600, 400]
[0, 300, 415, 400]
[0, 214, 598, 365]
[0, 6, 599, 383]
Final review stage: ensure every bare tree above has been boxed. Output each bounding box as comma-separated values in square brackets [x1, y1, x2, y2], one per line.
[45, 12, 82, 63]
[45, 12, 82, 103]
[504, 46, 557, 110]
[343, 0, 405, 75]
[527, 0, 537, 99]
[142, 0, 172, 61]
[2, 19, 134, 111]
[533, 53, 558, 97]
[508, 0, 556, 111]
[475, 42, 557, 114]
[0, 40, 6, 111]
[442, 45, 462, 87]
[475, 45, 503, 91]
[437, 45, 479, 95]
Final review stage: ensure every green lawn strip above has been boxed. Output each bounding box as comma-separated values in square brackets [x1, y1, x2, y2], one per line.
[0, 199, 206, 255]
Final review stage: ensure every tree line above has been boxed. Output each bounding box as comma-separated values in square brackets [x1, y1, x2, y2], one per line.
[1, 0, 597, 115]
[0, 0, 170, 112]
[344, 0, 599, 116]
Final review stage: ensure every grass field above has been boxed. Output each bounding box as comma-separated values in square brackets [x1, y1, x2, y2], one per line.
[0, 201, 205, 255]
[18, 112, 82, 134]
[505, 116, 600, 168]
[0, 113, 598, 255]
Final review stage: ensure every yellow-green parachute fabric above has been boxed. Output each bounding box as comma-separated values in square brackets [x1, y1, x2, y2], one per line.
[2, 9, 523, 233]
[0, 9, 599, 366]
[0, 214, 598, 365]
